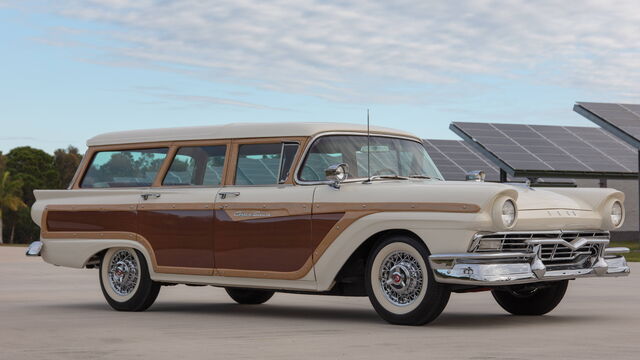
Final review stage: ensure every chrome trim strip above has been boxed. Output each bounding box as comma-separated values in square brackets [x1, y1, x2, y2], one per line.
[605, 247, 630, 254]
[430, 252, 535, 260]
[525, 238, 610, 250]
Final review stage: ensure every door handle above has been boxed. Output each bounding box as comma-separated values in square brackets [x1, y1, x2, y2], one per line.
[141, 193, 161, 200]
[218, 192, 240, 199]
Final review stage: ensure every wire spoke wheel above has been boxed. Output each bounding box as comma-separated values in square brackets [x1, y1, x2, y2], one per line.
[379, 251, 424, 307]
[366, 236, 450, 325]
[99, 247, 160, 311]
[107, 249, 140, 297]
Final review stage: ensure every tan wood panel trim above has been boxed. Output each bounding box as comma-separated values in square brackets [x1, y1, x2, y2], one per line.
[71, 148, 96, 189]
[138, 203, 213, 211]
[152, 145, 178, 187]
[45, 204, 136, 212]
[312, 211, 375, 261]
[214, 257, 313, 280]
[313, 202, 481, 214]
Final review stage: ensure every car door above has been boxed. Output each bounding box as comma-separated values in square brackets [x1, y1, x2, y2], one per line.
[137, 142, 229, 275]
[213, 139, 316, 279]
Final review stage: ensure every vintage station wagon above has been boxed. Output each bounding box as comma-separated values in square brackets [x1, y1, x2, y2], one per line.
[28, 122, 630, 325]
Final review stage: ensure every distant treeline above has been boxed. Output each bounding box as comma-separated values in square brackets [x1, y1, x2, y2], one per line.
[0, 146, 82, 244]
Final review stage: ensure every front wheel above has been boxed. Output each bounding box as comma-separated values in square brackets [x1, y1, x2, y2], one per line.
[365, 236, 450, 325]
[99, 248, 161, 311]
[491, 280, 568, 316]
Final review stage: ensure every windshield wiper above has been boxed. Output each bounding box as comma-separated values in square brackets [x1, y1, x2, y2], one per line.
[363, 175, 410, 183]
[407, 175, 432, 179]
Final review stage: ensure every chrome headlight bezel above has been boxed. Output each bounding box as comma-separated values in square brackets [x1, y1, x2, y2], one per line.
[610, 200, 624, 228]
[601, 198, 625, 230]
[492, 197, 518, 230]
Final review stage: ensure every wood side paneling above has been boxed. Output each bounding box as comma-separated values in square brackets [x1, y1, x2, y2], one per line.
[41, 201, 481, 279]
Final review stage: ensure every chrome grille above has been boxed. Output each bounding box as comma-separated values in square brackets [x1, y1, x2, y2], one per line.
[472, 231, 609, 266]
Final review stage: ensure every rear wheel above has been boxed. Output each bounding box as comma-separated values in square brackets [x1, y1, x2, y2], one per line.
[491, 280, 569, 316]
[99, 248, 160, 311]
[365, 235, 450, 325]
[225, 287, 275, 304]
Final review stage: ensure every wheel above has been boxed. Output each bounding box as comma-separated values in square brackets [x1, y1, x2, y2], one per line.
[365, 235, 450, 325]
[225, 287, 275, 304]
[491, 280, 568, 316]
[99, 248, 161, 311]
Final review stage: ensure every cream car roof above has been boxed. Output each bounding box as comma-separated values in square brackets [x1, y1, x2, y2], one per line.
[86, 122, 419, 146]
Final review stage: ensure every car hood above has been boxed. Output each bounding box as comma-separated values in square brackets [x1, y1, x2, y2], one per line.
[508, 185, 591, 211]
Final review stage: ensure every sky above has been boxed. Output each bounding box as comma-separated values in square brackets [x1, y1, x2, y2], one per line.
[1, 0, 639, 154]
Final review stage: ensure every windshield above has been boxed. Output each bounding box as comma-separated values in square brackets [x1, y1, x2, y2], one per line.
[299, 135, 443, 182]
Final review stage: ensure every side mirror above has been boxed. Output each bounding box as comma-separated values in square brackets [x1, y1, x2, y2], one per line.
[325, 163, 349, 189]
[465, 170, 486, 182]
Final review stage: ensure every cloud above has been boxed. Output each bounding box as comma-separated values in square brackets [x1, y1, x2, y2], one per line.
[18, 0, 640, 102]
[144, 92, 293, 111]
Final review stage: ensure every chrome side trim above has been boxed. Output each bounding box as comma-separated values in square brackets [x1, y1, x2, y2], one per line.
[605, 247, 630, 254]
[430, 252, 535, 260]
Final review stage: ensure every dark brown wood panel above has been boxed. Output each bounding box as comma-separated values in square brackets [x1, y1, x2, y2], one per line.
[311, 212, 344, 249]
[214, 211, 315, 272]
[138, 209, 214, 269]
[46, 210, 137, 233]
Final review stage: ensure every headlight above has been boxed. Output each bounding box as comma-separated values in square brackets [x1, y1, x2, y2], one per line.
[501, 200, 516, 228]
[611, 201, 623, 227]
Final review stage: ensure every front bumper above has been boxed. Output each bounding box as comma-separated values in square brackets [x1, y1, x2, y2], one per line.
[429, 247, 630, 286]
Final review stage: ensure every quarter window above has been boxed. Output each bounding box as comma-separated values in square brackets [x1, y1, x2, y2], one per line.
[163, 145, 227, 186]
[81, 148, 169, 188]
[235, 143, 299, 185]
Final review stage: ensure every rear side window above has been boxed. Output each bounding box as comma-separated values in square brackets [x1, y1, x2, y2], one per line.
[81, 148, 169, 188]
[235, 142, 299, 185]
[163, 145, 227, 186]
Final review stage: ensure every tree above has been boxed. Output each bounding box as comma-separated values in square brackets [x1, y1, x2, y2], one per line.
[54, 146, 83, 188]
[0, 151, 6, 174]
[6, 146, 60, 206]
[0, 172, 26, 244]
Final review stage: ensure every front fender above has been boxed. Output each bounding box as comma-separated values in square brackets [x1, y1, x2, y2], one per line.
[313, 211, 488, 291]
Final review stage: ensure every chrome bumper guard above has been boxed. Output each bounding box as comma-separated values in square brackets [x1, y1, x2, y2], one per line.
[26, 241, 43, 257]
[429, 247, 630, 286]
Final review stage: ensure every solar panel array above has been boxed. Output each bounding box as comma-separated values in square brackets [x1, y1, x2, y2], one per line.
[574, 102, 640, 148]
[423, 139, 502, 181]
[450, 122, 638, 178]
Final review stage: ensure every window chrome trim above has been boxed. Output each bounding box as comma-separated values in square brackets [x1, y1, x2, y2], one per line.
[293, 132, 437, 185]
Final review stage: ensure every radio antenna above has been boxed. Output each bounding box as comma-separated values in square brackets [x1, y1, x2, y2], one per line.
[366, 109, 371, 183]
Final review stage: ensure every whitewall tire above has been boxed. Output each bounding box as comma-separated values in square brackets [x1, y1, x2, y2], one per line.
[365, 236, 450, 325]
[99, 248, 160, 311]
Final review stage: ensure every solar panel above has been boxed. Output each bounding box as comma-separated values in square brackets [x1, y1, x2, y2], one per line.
[574, 102, 640, 149]
[423, 139, 502, 181]
[450, 122, 637, 179]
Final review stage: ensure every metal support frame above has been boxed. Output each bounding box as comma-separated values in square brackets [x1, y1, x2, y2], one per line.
[499, 168, 507, 183]
[599, 178, 608, 188]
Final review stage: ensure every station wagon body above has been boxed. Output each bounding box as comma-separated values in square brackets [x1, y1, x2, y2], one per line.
[28, 122, 630, 325]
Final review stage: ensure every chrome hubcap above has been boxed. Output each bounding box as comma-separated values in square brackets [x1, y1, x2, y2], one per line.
[379, 250, 424, 306]
[108, 250, 139, 296]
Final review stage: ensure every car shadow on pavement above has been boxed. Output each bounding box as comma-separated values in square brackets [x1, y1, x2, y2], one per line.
[430, 312, 609, 328]
[42, 301, 611, 328]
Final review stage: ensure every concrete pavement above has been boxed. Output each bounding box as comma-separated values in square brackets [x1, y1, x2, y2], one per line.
[1, 246, 638, 360]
